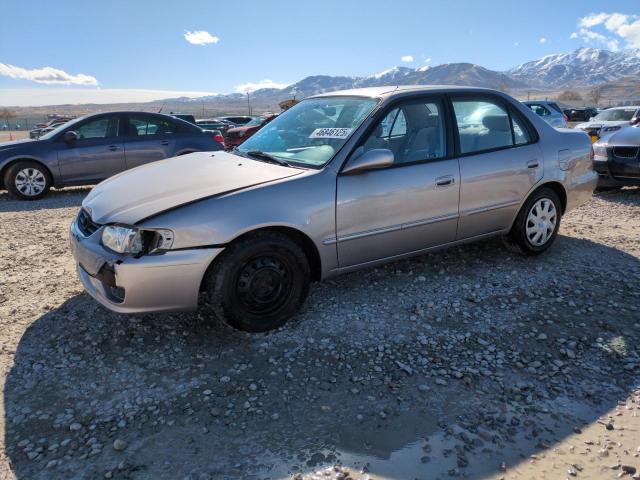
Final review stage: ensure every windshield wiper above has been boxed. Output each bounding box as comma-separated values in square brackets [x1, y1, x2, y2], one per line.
[245, 150, 293, 167]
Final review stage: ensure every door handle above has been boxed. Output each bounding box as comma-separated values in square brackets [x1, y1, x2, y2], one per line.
[527, 160, 540, 168]
[435, 175, 455, 187]
[108, 145, 119, 151]
[160, 140, 169, 146]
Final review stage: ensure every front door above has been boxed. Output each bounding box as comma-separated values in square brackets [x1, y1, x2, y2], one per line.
[451, 95, 543, 239]
[57, 115, 125, 184]
[123, 115, 177, 169]
[336, 96, 460, 268]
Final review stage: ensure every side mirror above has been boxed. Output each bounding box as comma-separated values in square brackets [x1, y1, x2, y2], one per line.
[63, 131, 78, 143]
[342, 147, 394, 175]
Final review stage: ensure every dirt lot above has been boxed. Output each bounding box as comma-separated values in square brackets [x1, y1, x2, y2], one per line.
[0, 187, 639, 480]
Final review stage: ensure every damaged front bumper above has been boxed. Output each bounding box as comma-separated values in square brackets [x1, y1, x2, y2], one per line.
[69, 220, 223, 314]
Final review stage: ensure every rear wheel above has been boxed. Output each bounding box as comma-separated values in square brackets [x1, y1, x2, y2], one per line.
[4, 161, 51, 200]
[205, 231, 310, 332]
[504, 187, 561, 255]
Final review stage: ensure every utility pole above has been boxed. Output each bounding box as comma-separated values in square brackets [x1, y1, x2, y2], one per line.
[246, 92, 252, 115]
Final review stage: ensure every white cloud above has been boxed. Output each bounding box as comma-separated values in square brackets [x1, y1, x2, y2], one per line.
[575, 12, 640, 50]
[539, 37, 547, 44]
[400, 55, 414, 62]
[184, 30, 219, 46]
[0, 63, 98, 85]
[570, 32, 578, 39]
[234, 79, 289, 93]
[514, 41, 520, 47]
[424, 57, 432, 63]
[0, 88, 217, 107]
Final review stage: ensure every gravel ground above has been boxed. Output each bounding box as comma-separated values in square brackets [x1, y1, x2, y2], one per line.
[0, 186, 639, 480]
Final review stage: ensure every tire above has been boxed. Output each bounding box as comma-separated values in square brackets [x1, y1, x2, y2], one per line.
[205, 231, 310, 332]
[504, 187, 562, 256]
[4, 161, 51, 200]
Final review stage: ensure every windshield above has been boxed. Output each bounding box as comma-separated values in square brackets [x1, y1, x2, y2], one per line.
[593, 108, 637, 122]
[245, 117, 265, 127]
[236, 96, 378, 168]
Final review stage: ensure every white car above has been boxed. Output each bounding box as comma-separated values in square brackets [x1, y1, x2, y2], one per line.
[576, 106, 640, 142]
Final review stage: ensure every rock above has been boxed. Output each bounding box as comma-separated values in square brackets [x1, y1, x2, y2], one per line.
[112, 439, 127, 451]
[69, 422, 82, 431]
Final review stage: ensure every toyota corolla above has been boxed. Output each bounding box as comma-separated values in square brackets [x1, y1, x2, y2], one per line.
[70, 86, 597, 332]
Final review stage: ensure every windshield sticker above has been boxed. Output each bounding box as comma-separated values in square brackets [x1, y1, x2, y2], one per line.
[309, 128, 352, 139]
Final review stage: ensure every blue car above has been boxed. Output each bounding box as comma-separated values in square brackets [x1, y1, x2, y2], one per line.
[0, 111, 223, 200]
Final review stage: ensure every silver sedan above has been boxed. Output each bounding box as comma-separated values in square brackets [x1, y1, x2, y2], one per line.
[70, 86, 597, 332]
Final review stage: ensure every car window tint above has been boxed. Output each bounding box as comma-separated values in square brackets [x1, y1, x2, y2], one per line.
[548, 103, 563, 114]
[75, 118, 119, 140]
[128, 117, 177, 136]
[363, 99, 445, 164]
[511, 114, 531, 145]
[453, 99, 513, 154]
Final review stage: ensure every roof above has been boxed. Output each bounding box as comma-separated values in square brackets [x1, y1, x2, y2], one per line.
[309, 85, 501, 99]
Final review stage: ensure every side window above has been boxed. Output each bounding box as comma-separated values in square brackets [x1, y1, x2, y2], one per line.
[529, 104, 550, 116]
[362, 99, 445, 164]
[128, 116, 176, 136]
[511, 113, 531, 145]
[74, 118, 119, 140]
[453, 98, 513, 154]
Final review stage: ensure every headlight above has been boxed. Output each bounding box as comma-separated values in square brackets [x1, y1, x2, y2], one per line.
[101, 226, 174, 254]
[603, 126, 621, 132]
[102, 226, 143, 254]
[593, 144, 608, 161]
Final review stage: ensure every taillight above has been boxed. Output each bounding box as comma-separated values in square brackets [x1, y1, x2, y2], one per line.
[213, 134, 224, 144]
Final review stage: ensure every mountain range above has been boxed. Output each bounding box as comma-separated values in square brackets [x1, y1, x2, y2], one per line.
[168, 48, 640, 108]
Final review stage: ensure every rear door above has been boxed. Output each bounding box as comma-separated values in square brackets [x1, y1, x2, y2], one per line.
[336, 95, 460, 267]
[451, 95, 543, 239]
[123, 114, 178, 169]
[57, 115, 126, 184]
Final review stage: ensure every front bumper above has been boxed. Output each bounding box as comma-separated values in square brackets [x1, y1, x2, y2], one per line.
[70, 221, 223, 314]
[593, 156, 640, 188]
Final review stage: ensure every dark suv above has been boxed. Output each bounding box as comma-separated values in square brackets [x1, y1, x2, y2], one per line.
[1, 112, 223, 200]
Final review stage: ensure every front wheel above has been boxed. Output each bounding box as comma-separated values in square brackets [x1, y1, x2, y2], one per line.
[4, 161, 51, 200]
[205, 231, 310, 332]
[504, 187, 562, 255]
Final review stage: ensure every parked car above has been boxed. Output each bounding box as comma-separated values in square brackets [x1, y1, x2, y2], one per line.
[218, 116, 255, 126]
[169, 112, 196, 124]
[70, 86, 596, 332]
[29, 118, 71, 139]
[1, 111, 223, 200]
[592, 125, 640, 189]
[195, 118, 235, 134]
[564, 107, 598, 123]
[575, 106, 640, 143]
[523, 101, 568, 128]
[224, 114, 278, 149]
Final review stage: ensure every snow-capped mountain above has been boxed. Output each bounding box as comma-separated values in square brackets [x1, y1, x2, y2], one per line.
[163, 48, 640, 107]
[509, 47, 640, 88]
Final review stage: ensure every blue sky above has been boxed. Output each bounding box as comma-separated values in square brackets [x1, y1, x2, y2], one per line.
[0, 0, 639, 105]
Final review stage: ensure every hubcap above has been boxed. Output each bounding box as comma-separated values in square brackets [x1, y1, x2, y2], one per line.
[526, 198, 557, 247]
[15, 168, 46, 197]
[236, 256, 291, 315]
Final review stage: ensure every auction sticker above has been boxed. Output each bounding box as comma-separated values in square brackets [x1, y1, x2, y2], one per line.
[309, 128, 352, 139]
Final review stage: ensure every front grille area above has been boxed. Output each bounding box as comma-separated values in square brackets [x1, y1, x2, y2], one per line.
[77, 209, 100, 237]
[613, 146, 639, 159]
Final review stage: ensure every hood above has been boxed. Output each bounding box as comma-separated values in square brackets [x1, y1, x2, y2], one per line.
[227, 125, 258, 134]
[576, 120, 630, 129]
[83, 151, 303, 225]
[599, 125, 640, 146]
[0, 138, 37, 151]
